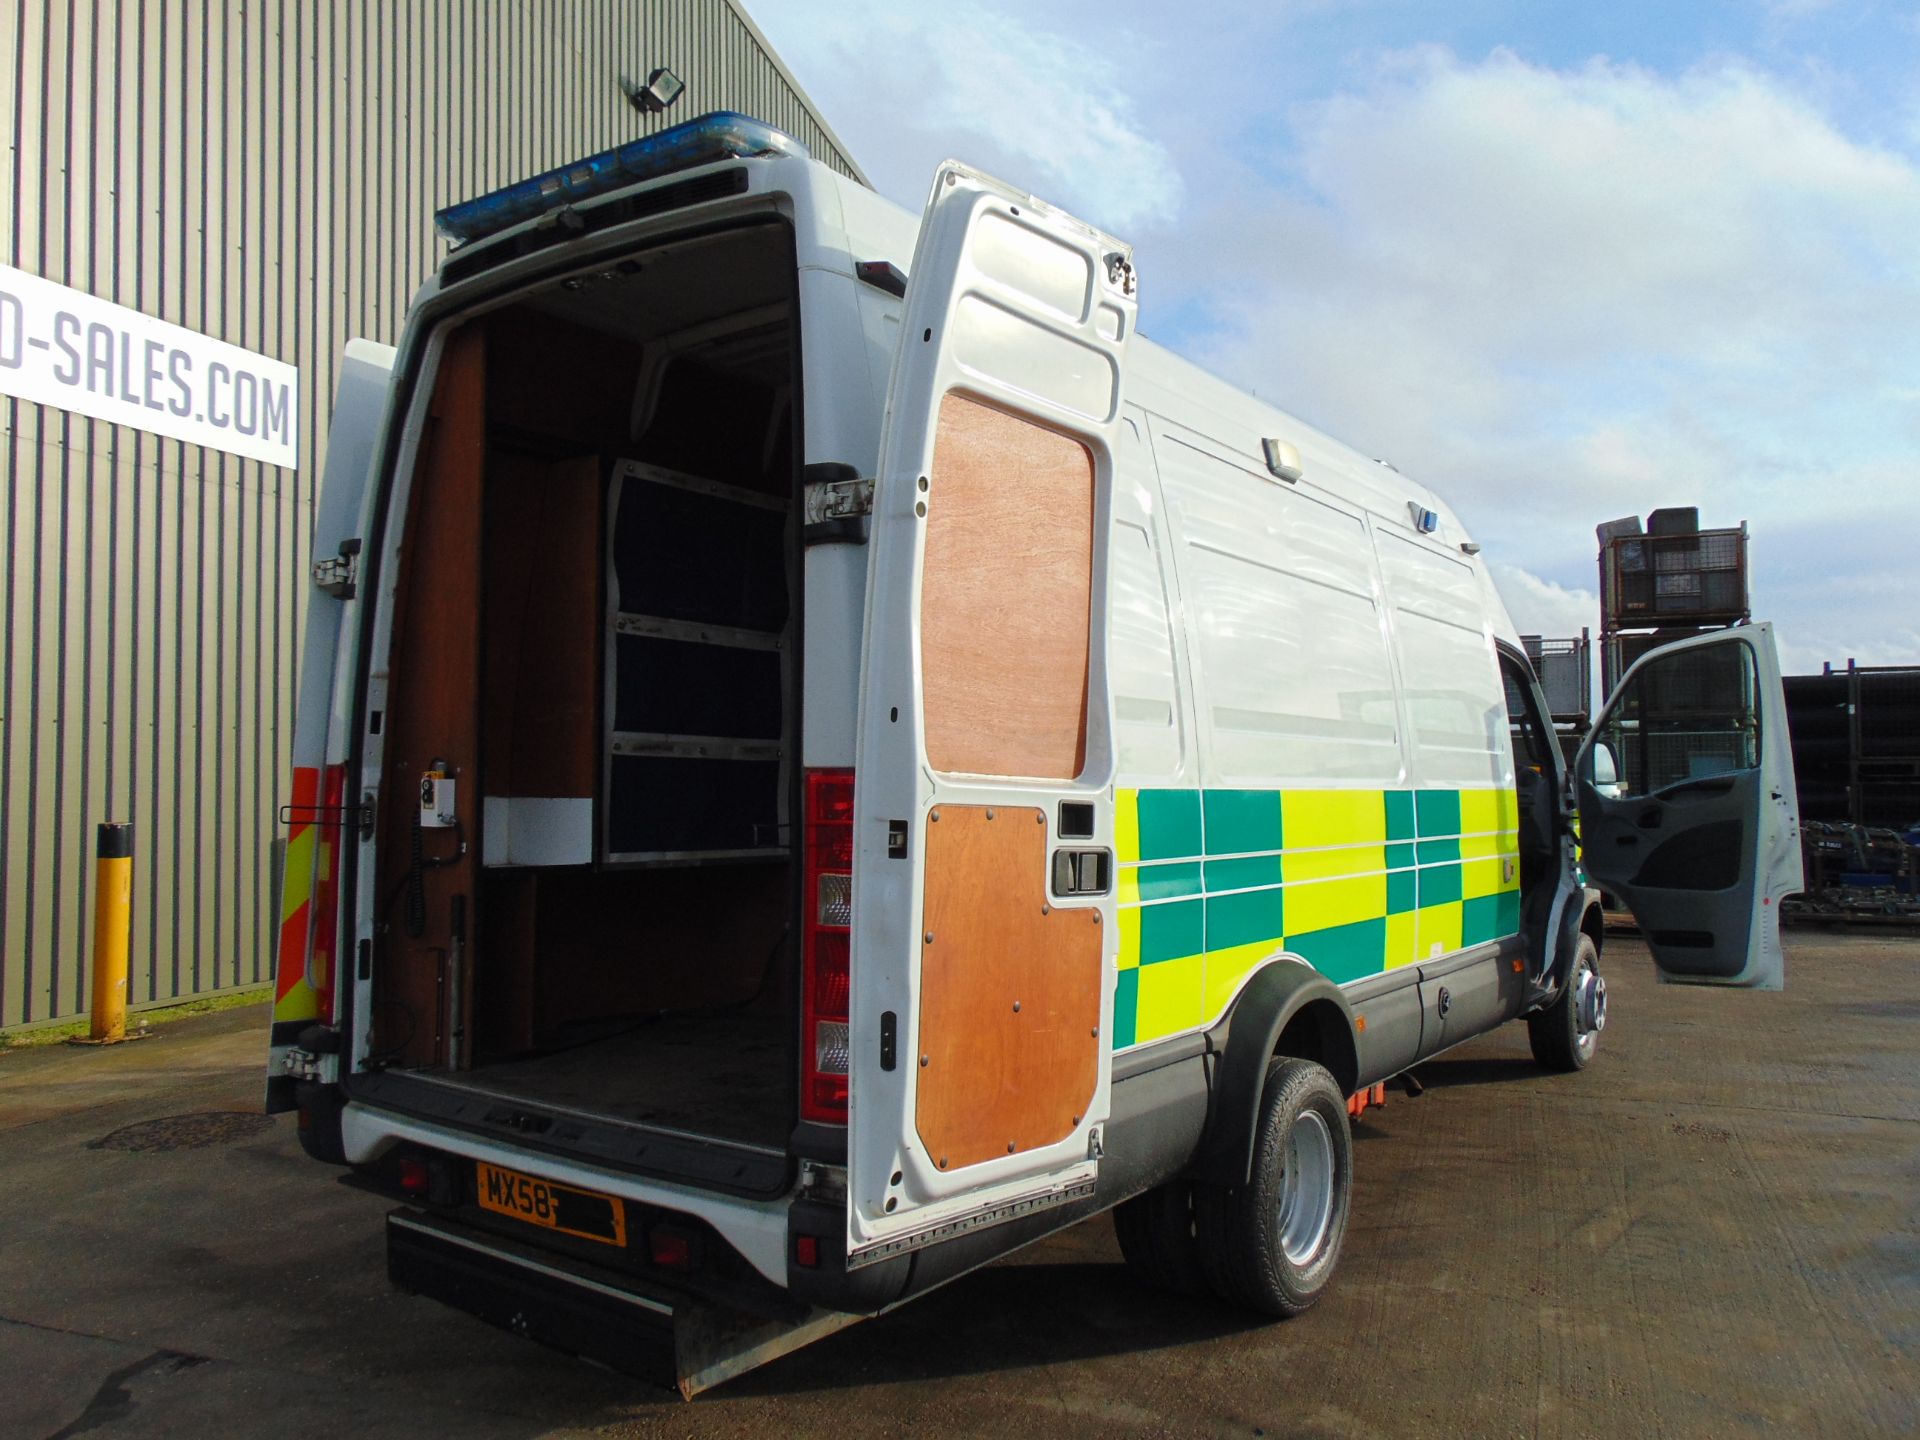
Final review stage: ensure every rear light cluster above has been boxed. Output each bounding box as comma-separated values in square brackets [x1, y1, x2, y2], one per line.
[801, 770, 854, 1124]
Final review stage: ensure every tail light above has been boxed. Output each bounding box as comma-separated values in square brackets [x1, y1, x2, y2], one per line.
[801, 769, 854, 1124]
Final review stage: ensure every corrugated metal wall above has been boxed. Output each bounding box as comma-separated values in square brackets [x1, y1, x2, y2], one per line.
[0, 0, 862, 1030]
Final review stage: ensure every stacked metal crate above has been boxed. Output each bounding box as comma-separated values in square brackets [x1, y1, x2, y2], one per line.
[1597, 508, 1750, 700]
[1521, 630, 1593, 765]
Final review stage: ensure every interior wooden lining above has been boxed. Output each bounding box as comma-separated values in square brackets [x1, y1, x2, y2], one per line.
[373, 324, 486, 1066]
[921, 393, 1093, 779]
[916, 805, 1102, 1170]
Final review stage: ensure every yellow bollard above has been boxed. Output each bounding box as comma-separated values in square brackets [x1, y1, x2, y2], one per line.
[74, 823, 135, 1045]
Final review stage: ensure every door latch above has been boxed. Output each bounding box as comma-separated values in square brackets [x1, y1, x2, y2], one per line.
[1051, 848, 1112, 897]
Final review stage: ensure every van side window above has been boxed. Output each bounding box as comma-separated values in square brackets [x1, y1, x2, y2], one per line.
[1502, 663, 1555, 780]
[1500, 656, 1559, 891]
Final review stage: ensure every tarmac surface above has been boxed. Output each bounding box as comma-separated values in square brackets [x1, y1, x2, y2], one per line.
[1, 928, 1914, 1439]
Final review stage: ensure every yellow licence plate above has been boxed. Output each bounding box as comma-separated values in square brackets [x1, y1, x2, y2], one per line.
[474, 1161, 628, 1247]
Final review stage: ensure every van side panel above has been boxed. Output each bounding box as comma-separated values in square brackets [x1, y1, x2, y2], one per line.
[1103, 410, 1523, 1059]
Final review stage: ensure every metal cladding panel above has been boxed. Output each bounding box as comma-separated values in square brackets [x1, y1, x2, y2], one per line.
[0, 0, 862, 1029]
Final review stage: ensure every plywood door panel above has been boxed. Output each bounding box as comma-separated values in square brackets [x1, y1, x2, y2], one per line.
[916, 805, 1103, 1170]
[374, 326, 486, 1067]
[921, 394, 1093, 780]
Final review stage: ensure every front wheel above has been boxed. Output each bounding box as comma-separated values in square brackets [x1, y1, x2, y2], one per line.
[1195, 1056, 1352, 1317]
[1528, 932, 1605, 1072]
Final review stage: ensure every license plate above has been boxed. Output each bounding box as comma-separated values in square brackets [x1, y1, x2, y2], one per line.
[474, 1161, 628, 1247]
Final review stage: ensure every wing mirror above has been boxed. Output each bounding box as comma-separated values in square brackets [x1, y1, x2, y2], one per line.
[1588, 740, 1624, 799]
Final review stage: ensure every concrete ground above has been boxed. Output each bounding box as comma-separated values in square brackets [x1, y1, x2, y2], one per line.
[1, 929, 1914, 1440]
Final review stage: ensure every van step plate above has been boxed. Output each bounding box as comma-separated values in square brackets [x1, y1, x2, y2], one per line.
[386, 1209, 863, 1398]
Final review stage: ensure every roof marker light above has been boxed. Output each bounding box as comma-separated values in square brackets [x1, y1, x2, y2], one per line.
[1262, 437, 1303, 483]
[434, 111, 808, 245]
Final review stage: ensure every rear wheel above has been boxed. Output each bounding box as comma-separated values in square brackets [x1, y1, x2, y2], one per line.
[1528, 932, 1605, 1072]
[1113, 1180, 1208, 1296]
[1194, 1056, 1352, 1317]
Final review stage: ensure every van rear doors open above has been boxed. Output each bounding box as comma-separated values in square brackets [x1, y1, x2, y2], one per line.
[846, 165, 1138, 1265]
[1576, 623, 1802, 989]
[267, 339, 394, 1111]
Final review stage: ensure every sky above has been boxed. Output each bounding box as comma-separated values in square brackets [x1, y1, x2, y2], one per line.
[748, 0, 1920, 676]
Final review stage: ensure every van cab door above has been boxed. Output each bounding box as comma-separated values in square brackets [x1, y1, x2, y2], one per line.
[846, 164, 1137, 1264]
[1575, 623, 1802, 989]
[266, 339, 395, 1109]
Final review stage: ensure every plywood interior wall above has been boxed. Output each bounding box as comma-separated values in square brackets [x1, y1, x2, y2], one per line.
[920, 393, 1094, 780]
[916, 805, 1102, 1170]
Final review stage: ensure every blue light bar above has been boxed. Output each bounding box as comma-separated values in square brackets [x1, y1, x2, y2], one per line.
[434, 111, 809, 244]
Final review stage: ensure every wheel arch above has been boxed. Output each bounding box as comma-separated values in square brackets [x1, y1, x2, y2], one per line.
[1191, 960, 1358, 1188]
[1580, 893, 1606, 957]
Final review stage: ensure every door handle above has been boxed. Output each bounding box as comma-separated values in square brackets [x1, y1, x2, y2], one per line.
[1051, 848, 1112, 897]
[1636, 808, 1663, 831]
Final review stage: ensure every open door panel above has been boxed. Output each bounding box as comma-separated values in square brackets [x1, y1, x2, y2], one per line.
[1576, 623, 1801, 988]
[848, 163, 1137, 1265]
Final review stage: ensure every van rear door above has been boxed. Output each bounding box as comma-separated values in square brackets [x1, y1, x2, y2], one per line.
[846, 165, 1137, 1264]
[1575, 623, 1802, 988]
[266, 339, 395, 1109]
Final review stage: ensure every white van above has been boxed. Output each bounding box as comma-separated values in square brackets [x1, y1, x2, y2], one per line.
[267, 113, 1803, 1394]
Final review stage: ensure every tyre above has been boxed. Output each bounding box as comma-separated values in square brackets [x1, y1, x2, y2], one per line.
[1193, 1056, 1352, 1317]
[1528, 932, 1605, 1073]
[1113, 1179, 1208, 1296]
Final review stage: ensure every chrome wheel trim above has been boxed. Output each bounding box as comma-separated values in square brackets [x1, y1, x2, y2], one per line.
[1277, 1108, 1336, 1267]
[1573, 954, 1604, 1061]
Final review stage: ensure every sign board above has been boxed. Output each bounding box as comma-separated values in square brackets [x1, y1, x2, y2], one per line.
[0, 263, 299, 469]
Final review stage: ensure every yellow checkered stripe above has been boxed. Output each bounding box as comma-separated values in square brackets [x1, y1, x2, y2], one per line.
[1112, 786, 1520, 1049]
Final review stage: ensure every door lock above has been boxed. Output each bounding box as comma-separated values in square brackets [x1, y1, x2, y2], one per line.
[1051, 848, 1111, 897]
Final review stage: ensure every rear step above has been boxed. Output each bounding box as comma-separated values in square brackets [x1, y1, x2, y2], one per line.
[387, 1210, 862, 1397]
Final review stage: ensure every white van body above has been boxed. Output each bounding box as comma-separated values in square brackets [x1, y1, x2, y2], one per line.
[267, 115, 1802, 1393]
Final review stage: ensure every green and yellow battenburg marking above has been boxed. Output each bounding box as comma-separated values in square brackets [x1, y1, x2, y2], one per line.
[1112, 786, 1521, 1050]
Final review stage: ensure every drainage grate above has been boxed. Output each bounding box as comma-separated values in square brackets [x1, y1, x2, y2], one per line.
[90, 1111, 275, 1152]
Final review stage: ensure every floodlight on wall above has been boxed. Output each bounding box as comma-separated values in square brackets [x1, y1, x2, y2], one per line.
[625, 66, 685, 114]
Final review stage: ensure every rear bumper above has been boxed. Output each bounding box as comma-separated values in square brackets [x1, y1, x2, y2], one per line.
[341, 1101, 795, 1286]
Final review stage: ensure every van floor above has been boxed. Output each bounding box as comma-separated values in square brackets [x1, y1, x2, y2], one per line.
[454, 1007, 789, 1151]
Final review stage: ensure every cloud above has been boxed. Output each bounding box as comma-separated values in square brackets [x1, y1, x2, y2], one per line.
[1181, 47, 1920, 666]
[748, 7, 1918, 669]
[1491, 563, 1599, 640]
[748, 0, 1183, 232]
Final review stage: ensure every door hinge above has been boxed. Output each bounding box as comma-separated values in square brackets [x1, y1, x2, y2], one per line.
[279, 1046, 338, 1084]
[802, 472, 875, 546]
[313, 538, 362, 599]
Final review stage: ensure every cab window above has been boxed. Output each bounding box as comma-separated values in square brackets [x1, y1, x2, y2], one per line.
[1586, 640, 1760, 798]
